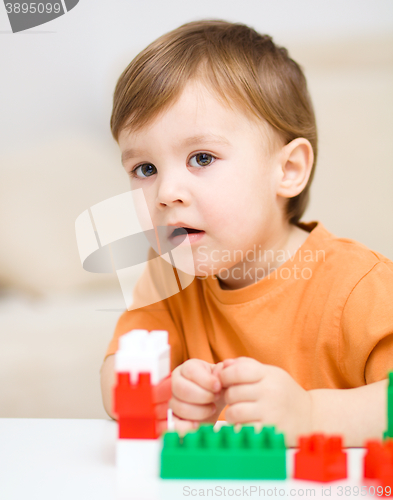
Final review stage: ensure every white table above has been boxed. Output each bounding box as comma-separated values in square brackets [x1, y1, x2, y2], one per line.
[0, 419, 373, 500]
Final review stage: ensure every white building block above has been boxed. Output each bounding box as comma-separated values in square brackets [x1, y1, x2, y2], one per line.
[116, 438, 161, 474]
[115, 329, 170, 385]
[116, 439, 161, 499]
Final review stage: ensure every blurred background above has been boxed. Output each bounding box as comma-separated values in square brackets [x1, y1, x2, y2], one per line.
[0, 0, 392, 419]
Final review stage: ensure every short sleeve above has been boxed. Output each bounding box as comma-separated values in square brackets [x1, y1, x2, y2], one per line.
[339, 261, 393, 386]
[365, 334, 393, 384]
[104, 249, 187, 370]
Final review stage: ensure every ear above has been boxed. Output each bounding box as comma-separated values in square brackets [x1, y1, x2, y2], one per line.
[276, 138, 314, 198]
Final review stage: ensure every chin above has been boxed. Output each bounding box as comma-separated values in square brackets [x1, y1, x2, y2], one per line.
[192, 262, 222, 278]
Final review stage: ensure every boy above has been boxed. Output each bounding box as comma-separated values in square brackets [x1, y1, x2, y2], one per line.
[100, 19, 393, 447]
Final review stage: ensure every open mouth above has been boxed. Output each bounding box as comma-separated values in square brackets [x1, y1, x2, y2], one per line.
[171, 227, 203, 238]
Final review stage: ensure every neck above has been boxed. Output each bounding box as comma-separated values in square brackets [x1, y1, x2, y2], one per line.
[216, 223, 310, 290]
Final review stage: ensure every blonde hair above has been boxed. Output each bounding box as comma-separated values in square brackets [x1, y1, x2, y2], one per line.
[110, 19, 317, 225]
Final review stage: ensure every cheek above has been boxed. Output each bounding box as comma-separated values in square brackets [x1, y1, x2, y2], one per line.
[203, 177, 269, 236]
[202, 174, 250, 216]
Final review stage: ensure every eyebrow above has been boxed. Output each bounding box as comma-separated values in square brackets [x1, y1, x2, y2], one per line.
[121, 134, 231, 165]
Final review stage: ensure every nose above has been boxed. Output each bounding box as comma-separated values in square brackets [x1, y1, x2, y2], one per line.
[155, 170, 190, 210]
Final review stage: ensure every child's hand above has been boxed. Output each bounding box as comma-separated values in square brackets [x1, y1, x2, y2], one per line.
[170, 359, 226, 431]
[219, 357, 312, 447]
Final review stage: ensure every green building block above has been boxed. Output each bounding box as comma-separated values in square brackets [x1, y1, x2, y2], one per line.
[383, 371, 393, 440]
[160, 424, 286, 479]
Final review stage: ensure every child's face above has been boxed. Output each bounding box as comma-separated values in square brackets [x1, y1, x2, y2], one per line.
[119, 79, 288, 278]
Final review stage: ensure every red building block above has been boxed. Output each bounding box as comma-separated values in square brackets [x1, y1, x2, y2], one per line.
[364, 439, 393, 496]
[113, 372, 171, 439]
[364, 440, 393, 479]
[117, 416, 157, 439]
[294, 434, 347, 482]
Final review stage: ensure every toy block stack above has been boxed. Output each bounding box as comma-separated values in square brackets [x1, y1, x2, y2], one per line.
[113, 329, 171, 439]
[160, 424, 286, 479]
[294, 434, 347, 482]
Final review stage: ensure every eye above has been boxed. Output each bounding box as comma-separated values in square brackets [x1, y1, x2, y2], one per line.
[131, 163, 157, 178]
[189, 153, 216, 168]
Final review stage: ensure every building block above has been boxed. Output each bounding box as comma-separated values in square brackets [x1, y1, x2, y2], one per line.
[113, 329, 171, 440]
[364, 439, 393, 496]
[364, 440, 393, 479]
[160, 424, 286, 479]
[115, 329, 170, 385]
[116, 438, 161, 476]
[364, 439, 393, 477]
[294, 434, 347, 482]
[113, 371, 171, 439]
[384, 372, 393, 440]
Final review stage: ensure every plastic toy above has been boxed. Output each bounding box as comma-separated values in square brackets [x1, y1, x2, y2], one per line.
[115, 329, 170, 385]
[113, 329, 172, 440]
[113, 371, 171, 439]
[363, 439, 393, 496]
[160, 424, 286, 479]
[294, 434, 347, 482]
[384, 372, 393, 439]
[364, 439, 393, 483]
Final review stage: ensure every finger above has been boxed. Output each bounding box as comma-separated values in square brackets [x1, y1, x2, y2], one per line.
[220, 358, 263, 387]
[213, 388, 225, 402]
[225, 401, 260, 425]
[181, 360, 221, 393]
[172, 375, 218, 405]
[212, 361, 224, 377]
[223, 358, 236, 368]
[155, 401, 169, 420]
[170, 397, 217, 421]
[224, 382, 260, 405]
[171, 416, 198, 435]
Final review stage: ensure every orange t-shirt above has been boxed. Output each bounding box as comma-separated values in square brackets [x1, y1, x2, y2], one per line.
[105, 220, 393, 389]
